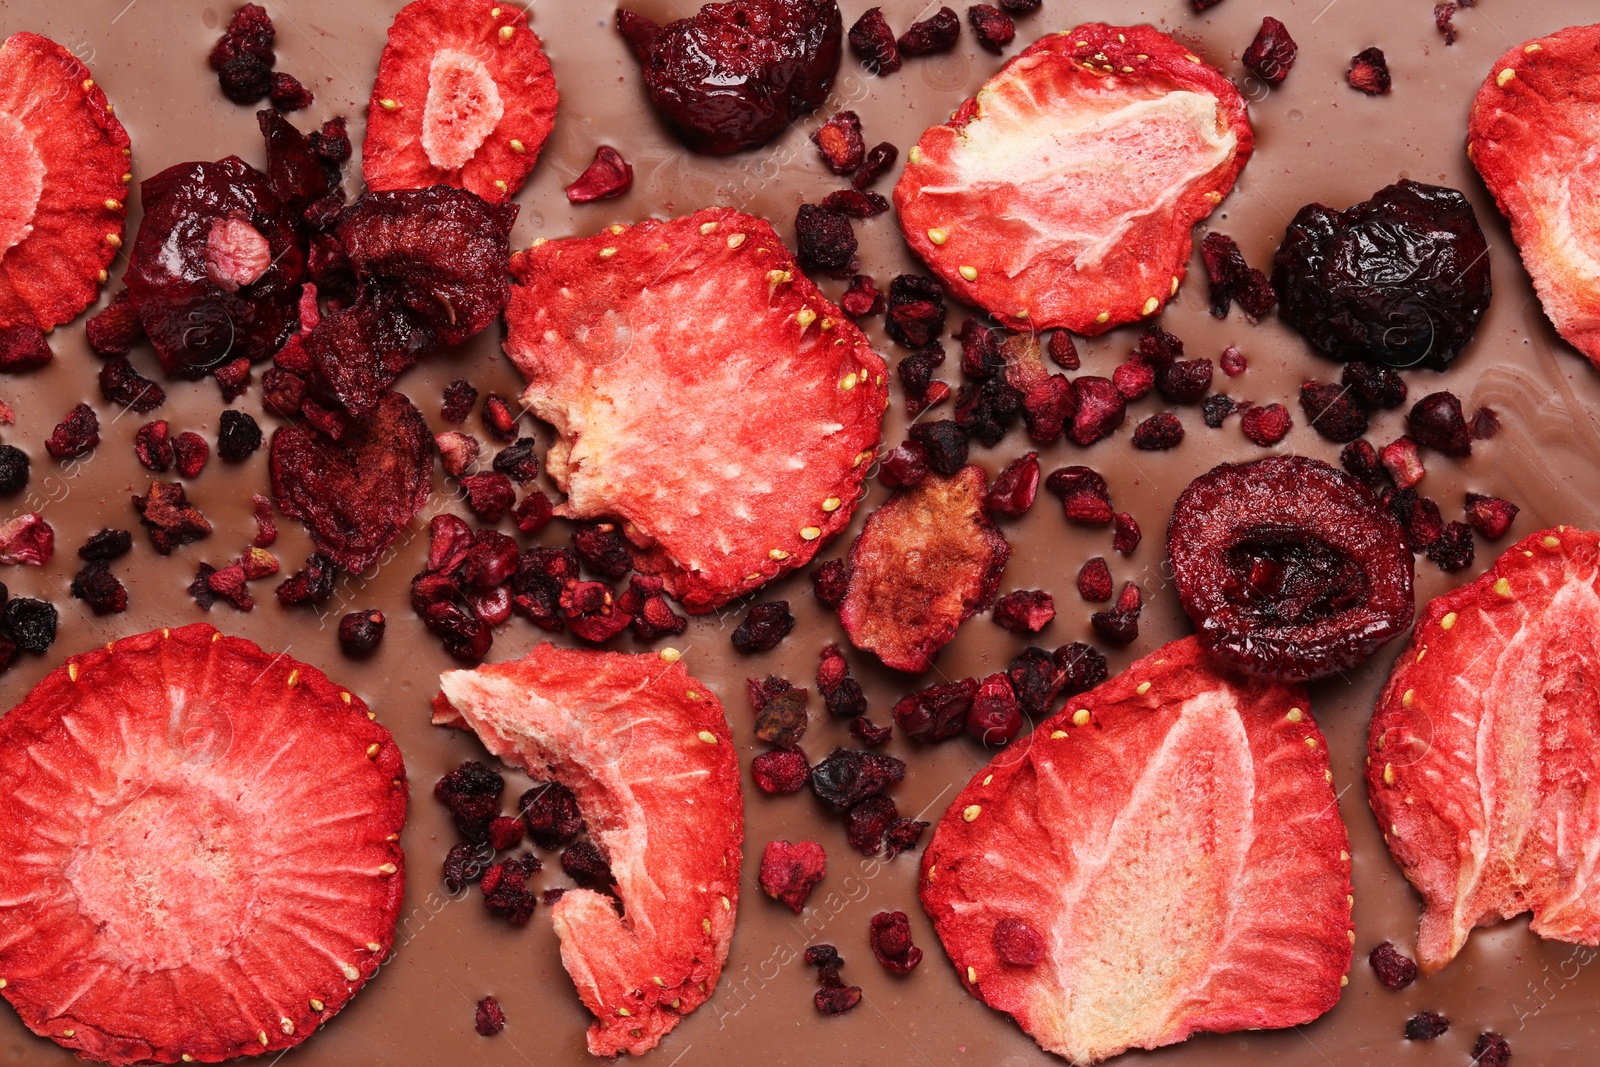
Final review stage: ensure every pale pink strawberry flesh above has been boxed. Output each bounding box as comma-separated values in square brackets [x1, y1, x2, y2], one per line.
[421, 48, 503, 171]
[1368, 527, 1600, 973]
[435, 643, 743, 1057]
[0, 111, 42, 253]
[921, 637, 1352, 1063]
[204, 216, 272, 292]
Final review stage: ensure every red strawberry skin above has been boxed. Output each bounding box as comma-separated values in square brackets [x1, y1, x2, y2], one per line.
[1368, 526, 1600, 973]
[503, 207, 888, 613]
[895, 24, 1252, 335]
[363, 0, 558, 202]
[0, 624, 407, 1066]
[921, 637, 1352, 1063]
[0, 33, 130, 331]
[434, 643, 743, 1057]
[1470, 26, 1600, 367]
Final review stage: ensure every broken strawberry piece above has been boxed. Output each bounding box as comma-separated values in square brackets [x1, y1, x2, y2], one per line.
[1380, 437, 1425, 488]
[984, 452, 1039, 518]
[921, 637, 1352, 1063]
[1470, 27, 1600, 369]
[434, 644, 742, 1057]
[270, 390, 432, 573]
[565, 146, 633, 203]
[992, 589, 1053, 634]
[0, 33, 130, 333]
[1464, 493, 1519, 540]
[840, 466, 1010, 672]
[895, 24, 1252, 334]
[504, 208, 887, 613]
[1367, 527, 1600, 973]
[0, 512, 52, 566]
[363, 0, 557, 202]
[1067, 377, 1126, 446]
[1348, 46, 1391, 95]
[761, 839, 827, 913]
[0, 624, 405, 1066]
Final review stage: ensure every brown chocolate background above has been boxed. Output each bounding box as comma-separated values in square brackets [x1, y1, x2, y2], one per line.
[2, 0, 1599, 1063]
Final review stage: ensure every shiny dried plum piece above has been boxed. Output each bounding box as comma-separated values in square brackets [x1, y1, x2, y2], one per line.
[847, 7, 900, 74]
[1348, 47, 1391, 94]
[1168, 456, 1415, 682]
[618, 0, 842, 155]
[1243, 18, 1297, 86]
[1272, 180, 1490, 370]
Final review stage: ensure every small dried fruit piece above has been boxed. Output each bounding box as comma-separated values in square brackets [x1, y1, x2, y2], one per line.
[0, 513, 51, 566]
[813, 111, 864, 174]
[992, 589, 1053, 634]
[921, 637, 1352, 1063]
[1168, 456, 1414, 682]
[845, 795, 896, 855]
[1380, 437, 1425, 489]
[566, 146, 633, 203]
[45, 403, 99, 459]
[966, 673, 1022, 744]
[894, 677, 977, 744]
[618, 0, 842, 155]
[1342, 362, 1407, 410]
[173, 431, 209, 479]
[848, 7, 900, 74]
[475, 996, 505, 1037]
[886, 274, 947, 348]
[898, 7, 960, 56]
[1368, 528, 1600, 973]
[732, 600, 795, 654]
[505, 208, 886, 613]
[967, 6, 1015, 54]
[869, 911, 923, 973]
[1426, 520, 1474, 572]
[133, 481, 213, 554]
[0, 327, 51, 372]
[1241, 403, 1291, 446]
[1067, 377, 1126, 446]
[984, 452, 1039, 517]
[1076, 557, 1113, 602]
[1200, 233, 1277, 320]
[217, 409, 263, 461]
[794, 203, 857, 275]
[751, 747, 811, 794]
[363, 0, 558, 201]
[1299, 382, 1368, 444]
[339, 609, 386, 655]
[1243, 18, 1297, 86]
[1347, 46, 1391, 94]
[852, 142, 897, 189]
[1090, 583, 1142, 645]
[1473, 1033, 1512, 1067]
[1132, 413, 1184, 451]
[1368, 940, 1419, 990]
[1405, 1010, 1449, 1040]
[1407, 391, 1472, 456]
[809, 748, 904, 811]
[840, 466, 1009, 672]
[1464, 493, 1518, 540]
[896, 24, 1253, 333]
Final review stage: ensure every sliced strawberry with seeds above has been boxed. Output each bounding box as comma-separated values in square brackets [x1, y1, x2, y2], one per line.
[0, 34, 131, 332]
[1368, 527, 1600, 973]
[895, 24, 1251, 334]
[504, 207, 887, 613]
[0, 624, 405, 1066]
[363, 0, 558, 203]
[921, 637, 1352, 1062]
[435, 644, 742, 1057]
[839, 466, 1010, 672]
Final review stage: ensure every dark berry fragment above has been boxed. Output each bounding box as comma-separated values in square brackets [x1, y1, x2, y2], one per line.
[751, 747, 811, 794]
[1381, 437, 1425, 488]
[849, 7, 901, 74]
[992, 918, 1045, 966]
[78, 528, 133, 561]
[565, 146, 634, 203]
[1426, 521, 1474, 573]
[441, 379, 478, 423]
[1055, 642, 1108, 695]
[1348, 46, 1392, 94]
[4, 597, 55, 653]
[133, 481, 213, 554]
[134, 420, 174, 473]
[851, 142, 897, 189]
[218, 53, 272, 105]
[209, 5, 274, 69]
[732, 600, 794, 654]
[1472, 1032, 1511, 1067]
[217, 409, 263, 461]
[513, 490, 554, 534]
[1200, 233, 1276, 319]
[618, 574, 686, 640]
[1387, 488, 1445, 551]
[482, 393, 518, 441]
[1090, 583, 1142, 646]
[1464, 494, 1518, 540]
[1300, 382, 1368, 443]
[849, 716, 892, 745]
[811, 558, 849, 611]
[898, 7, 960, 55]
[1132, 413, 1184, 450]
[173, 431, 209, 479]
[886, 274, 947, 349]
[868, 910, 923, 973]
[1113, 512, 1141, 555]
[1076, 557, 1112, 603]
[45, 403, 99, 459]
[71, 561, 128, 615]
[908, 420, 968, 476]
[268, 71, 313, 111]
[275, 552, 336, 606]
[966, 672, 1022, 744]
[898, 342, 949, 418]
[845, 795, 897, 855]
[804, 944, 841, 969]
[1472, 406, 1501, 440]
[462, 472, 516, 523]
[1241, 403, 1292, 446]
[893, 677, 977, 743]
[474, 996, 505, 1037]
[98, 357, 165, 413]
[572, 523, 634, 579]
[794, 205, 857, 274]
[884, 817, 927, 857]
[0, 445, 27, 495]
[750, 677, 809, 747]
[86, 291, 145, 357]
[491, 438, 540, 484]
[954, 376, 1023, 447]
[840, 274, 884, 317]
[1005, 647, 1060, 718]
[1368, 940, 1418, 990]
[1408, 391, 1472, 456]
[992, 589, 1054, 634]
[520, 782, 583, 850]
[213, 358, 251, 402]
[967, 5, 1014, 53]
[984, 452, 1039, 517]
[1405, 1010, 1449, 1041]
[813, 111, 865, 174]
[1157, 359, 1213, 404]
[1342, 362, 1407, 410]
[480, 857, 537, 924]
[1201, 395, 1236, 429]
[560, 841, 613, 887]
[1243, 17, 1298, 85]
[1341, 439, 1386, 489]
[760, 839, 827, 913]
[815, 985, 862, 1015]
[435, 759, 504, 844]
[338, 609, 386, 655]
[820, 189, 889, 218]
[443, 842, 486, 892]
[809, 748, 905, 811]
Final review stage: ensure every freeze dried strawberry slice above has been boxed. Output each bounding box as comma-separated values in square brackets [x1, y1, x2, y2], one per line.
[894, 24, 1251, 334]
[269, 390, 432, 573]
[0, 624, 405, 1066]
[434, 644, 742, 1057]
[921, 637, 1352, 1063]
[363, 0, 557, 202]
[504, 207, 887, 612]
[1368, 527, 1600, 973]
[839, 465, 1010, 672]
[1470, 26, 1600, 368]
[0, 34, 130, 332]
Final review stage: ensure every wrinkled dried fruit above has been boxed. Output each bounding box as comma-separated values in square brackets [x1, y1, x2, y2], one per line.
[898, 7, 960, 56]
[966, 672, 1022, 744]
[442, 379, 478, 423]
[967, 6, 1014, 54]
[1112, 359, 1155, 402]
[1113, 512, 1142, 555]
[1132, 412, 1184, 451]
[1239, 403, 1290, 446]
[1201, 394, 1236, 429]
[992, 589, 1053, 634]
[436, 759, 504, 844]
[794, 204, 857, 274]
[97, 357, 165, 413]
[1426, 520, 1474, 572]
[173, 431, 209, 479]
[840, 274, 885, 317]
[1157, 359, 1212, 405]
[1348, 47, 1391, 94]
[134, 420, 174, 473]
[1299, 382, 1368, 444]
[760, 839, 827, 913]
[1341, 439, 1387, 488]
[1243, 17, 1297, 86]
[1067, 377, 1125, 446]
[1473, 1032, 1511, 1067]
[813, 111, 864, 174]
[1342, 361, 1407, 410]
[1368, 941, 1418, 990]
[1055, 642, 1108, 695]
[561, 841, 613, 888]
[852, 142, 897, 189]
[749, 678, 808, 746]
[78, 528, 132, 561]
[217, 409, 262, 461]
[751, 747, 811, 794]
[850, 716, 892, 745]
[71, 560, 126, 615]
[869, 910, 923, 973]
[1090, 583, 1142, 645]
[44, 403, 98, 459]
[275, 552, 337, 606]
[566, 146, 634, 203]
[732, 601, 795, 654]
[814, 984, 862, 1015]
[907, 420, 968, 476]
[812, 558, 849, 609]
[1464, 493, 1518, 540]
[847, 7, 900, 74]
[886, 274, 947, 349]
[519, 782, 583, 850]
[1407, 391, 1471, 456]
[893, 677, 978, 744]
[821, 189, 888, 219]
[1387, 488, 1445, 551]
[1077, 557, 1113, 603]
[1380, 437, 1425, 489]
[809, 748, 904, 811]
[133, 481, 213, 554]
[1404, 1010, 1449, 1041]
[845, 795, 897, 855]
[339, 609, 386, 655]
[475, 996, 505, 1037]
[1168, 456, 1414, 681]
[513, 490, 555, 534]
[984, 452, 1039, 517]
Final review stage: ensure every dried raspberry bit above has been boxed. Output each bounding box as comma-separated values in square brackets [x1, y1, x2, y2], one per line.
[1169, 456, 1415, 681]
[1243, 17, 1297, 86]
[435, 431, 479, 478]
[1398, 1010, 1449, 1041]
[76, 528, 132, 562]
[1113, 512, 1142, 556]
[1348, 47, 1392, 94]
[1298, 382, 1368, 444]
[1473, 1032, 1511, 1067]
[1157, 360, 1212, 405]
[436, 759, 504, 844]
[992, 917, 1045, 967]
[851, 142, 898, 190]
[885, 817, 928, 858]
[1200, 233, 1277, 320]
[1219, 346, 1247, 376]
[968, 6, 1015, 53]
[338, 609, 386, 655]
[462, 471, 516, 523]
[820, 189, 889, 218]
[0, 445, 25, 496]
[908, 421, 968, 477]
[134, 481, 214, 554]
[840, 274, 884, 317]
[848, 7, 900, 74]
[1067, 377, 1126, 447]
[810, 748, 905, 811]
[984, 452, 1039, 518]
[443, 842, 486, 892]
[794, 204, 857, 276]
[212, 357, 252, 402]
[1342, 362, 1407, 410]
[954, 376, 1023, 446]
[966, 672, 1022, 744]
[518, 781, 582, 850]
[1005, 647, 1060, 718]
[1240, 403, 1292, 447]
[268, 71, 313, 111]
[1387, 488, 1445, 552]
[992, 590, 1054, 634]
[570, 523, 632, 580]
[1407, 391, 1471, 456]
[205, 563, 256, 612]
[1433, 4, 1459, 45]
[0, 327, 51, 373]
[1341, 439, 1386, 489]
[814, 983, 862, 1015]
[480, 857, 538, 924]
[217, 409, 263, 461]
[132, 420, 173, 473]
[1464, 494, 1518, 540]
[1367, 940, 1419, 990]
[513, 490, 554, 535]
[897, 344, 949, 418]
[1426, 521, 1475, 573]
[43, 403, 98, 459]
[1090, 583, 1142, 646]
[1076, 557, 1113, 603]
[561, 841, 614, 888]
[760, 839, 827, 913]
[174, 431, 210, 479]
[1112, 360, 1155, 402]
[1132, 413, 1184, 451]
[441, 378, 478, 423]
[86, 292, 145, 358]
[70, 560, 127, 615]
[898, 6, 960, 56]
[1055, 641, 1108, 696]
[1046, 465, 1112, 526]
[1201, 395, 1236, 429]
[749, 677, 808, 746]
[816, 646, 866, 719]
[275, 551, 337, 606]
[869, 911, 923, 973]
[850, 716, 892, 745]
[566, 146, 633, 203]
[886, 274, 948, 349]
[1380, 437, 1425, 489]
[813, 111, 865, 174]
[474, 995, 505, 1037]
[751, 747, 811, 795]
[894, 677, 978, 743]
[812, 558, 849, 610]
[845, 795, 897, 855]
[731, 601, 795, 654]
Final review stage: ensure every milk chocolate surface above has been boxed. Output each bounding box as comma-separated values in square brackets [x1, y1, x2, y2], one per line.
[1, 1, 1598, 1064]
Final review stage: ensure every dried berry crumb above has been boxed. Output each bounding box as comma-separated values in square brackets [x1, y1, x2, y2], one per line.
[78, 528, 132, 561]
[751, 747, 811, 794]
[966, 672, 1021, 744]
[1112, 359, 1155, 401]
[269, 70, 313, 110]
[820, 188, 889, 218]
[1368, 940, 1418, 990]
[275, 552, 336, 606]
[482, 394, 518, 441]
[1388, 489, 1445, 552]
[840, 274, 885, 317]
[491, 438, 539, 484]
[443, 842, 486, 892]
[71, 560, 128, 615]
[134, 420, 174, 472]
[1464, 493, 1518, 540]
[1404, 1010, 1449, 1040]
[813, 111, 865, 174]
[1243, 17, 1298, 85]
[520, 781, 583, 849]
[1076, 557, 1112, 603]
[750, 677, 809, 747]
[1157, 359, 1213, 404]
[984, 451, 1039, 517]
[732, 600, 795, 654]
[850, 716, 893, 745]
[1348, 47, 1392, 95]
[339, 609, 386, 655]
[1426, 520, 1474, 572]
[98, 357, 166, 413]
[851, 142, 898, 189]
[898, 7, 960, 56]
[814, 984, 862, 1015]
[1300, 382, 1368, 443]
[45, 403, 99, 459]
[4, 597, 56, 654]
[992, 589, 1054, 634]
[868, 910, 923, 973]
[760, 839, 827, 913]
[967, 5, 1014, 53]
[1434, 4, 1458, 46]
[0, 445, 27, 495]
[1220, 346, 1247, 376]
[560, 841, 613, 887]
[886, 274, 947, 349]
[1343, 361, 1407, 410]
[1472, 1032, 1510, 1067]
[474, 996, 505, 1037]
[1132, 413, 1184, 451]
[174, 431, 209, 479]
[794, 204, 857, 275]
[884, 817, 927, 857]
[1090, 583, 1142, 646]
[436, 760, 504, 844]
[992, 917, 1044, 966]
[812, 558, 849, 610]
[1341, 439, 1386, 489]
[893, 677, 976, 744]
[1408, 391, 1472, 456]
[442, 379, 478, 423]
[134, 481, 213, 554]
[1067, 376, 1126, 446]
[845, 795, 897, 855]
[217, 409, 263, 461]
[1112, 512, 1141, 555]
[565, 145, 633, 203]
[462, 472, 515, 523]
[848, 8, 901, 75]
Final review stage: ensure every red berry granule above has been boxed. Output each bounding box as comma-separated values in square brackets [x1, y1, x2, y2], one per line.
[992, 918, 1045, 966]
[520, 782, 583, 849]
[847, 8, 901, 75]
[1220, 346, 1247, 375]
[45, 403, 99, 459]
[1240, 403, 1292, 446]
[1300, 382, 1368, 443]
[1408, 391, 1472, 456]
[1112, 512, 1141, 555]
[1405, 1010, 1449, 1040]
[893, 677, 977, 743]
[812, 558, 849, 609]
[1090, 583, 1142, 646]
[1348, 47, 1392, 94]
[868, 910, 923, 973]
[984, 451, 1039, 517]
[1132, 412, 1184, 450]
[852, 142, 898, 189]
[475, 996, 505, 1037]
[174, 431, 209, 479]
[759, 839, 827, 913]
[1077, 557, 1113, 602]
[566, 145, 634, 203]
[967, 5, 1015, 53]
[992, 589, 1054, 634]
[1368, 941, 1419, 990]
[751, 747, 811, 794]
[898, 7, 960, 56]
[1243, 17, 1298, 85]
[1472, 1032, 1511, 1067]
[441, 379, 478, 423]
[732, 600, 794, 654]
[1464, 493, 1518, 540]
[813, 111, 865, 174]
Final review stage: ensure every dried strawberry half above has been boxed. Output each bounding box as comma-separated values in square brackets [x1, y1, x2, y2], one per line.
[435, 644, 742, 1057]
[0, 624, 405, 1066]
[0, 34, 130, 333]
[839, 465, 1010, 672]
[504, 208, 886, 612]
[1168, 456, 1414, 682]
[895, 24, 1252, 334]
[921, 637, 1351, 1063]
[1368, 527, 1600, 973]
[269, 390, 432, 573]
[362, 0, 558, 202]
[1470, 26, 1600, 369]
